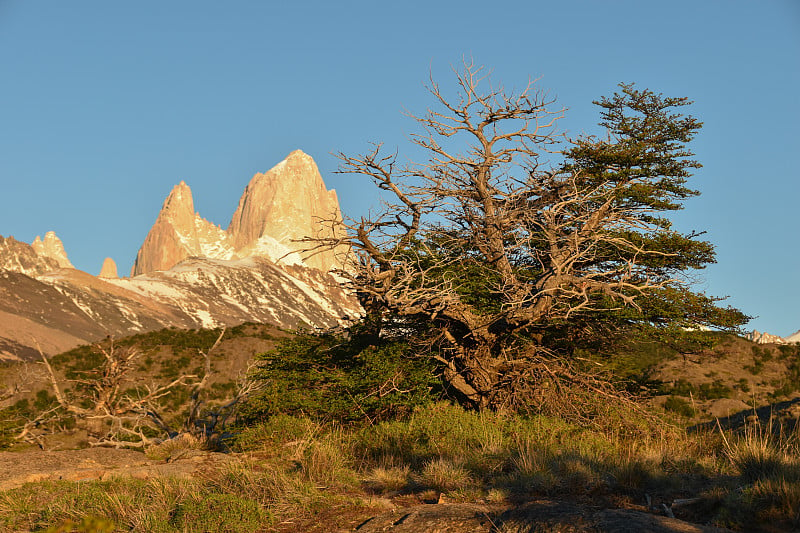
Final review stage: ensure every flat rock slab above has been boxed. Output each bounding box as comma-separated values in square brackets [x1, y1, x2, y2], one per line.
[356, 503, 502, 533]
[0, 448, 224, 491]
[356, 501, 733, 533]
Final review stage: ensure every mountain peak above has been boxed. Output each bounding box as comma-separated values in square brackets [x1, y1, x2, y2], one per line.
[132, 181, 235, 276]
[227, 151, 346, 271]
[31, 231, 73, 269]
[0, 234, 61, 276]
[286, 149, 312, 162]
[162, 181, 195, 216]
[746, 329, 799, 344]
[99, 257, 119, 278]
[132, 152, 347, 276]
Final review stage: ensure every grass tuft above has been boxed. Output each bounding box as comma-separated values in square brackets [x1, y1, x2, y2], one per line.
[415, 457, 474, 492]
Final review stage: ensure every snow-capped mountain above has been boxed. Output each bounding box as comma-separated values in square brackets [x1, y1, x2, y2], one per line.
[132, 149, 347, 276]
[0, 151, 359, 361]
[745, 329, 800, 344]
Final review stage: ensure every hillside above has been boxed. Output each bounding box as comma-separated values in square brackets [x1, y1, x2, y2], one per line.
[645, 334, 800, 424]
[0, 323, 287, 449]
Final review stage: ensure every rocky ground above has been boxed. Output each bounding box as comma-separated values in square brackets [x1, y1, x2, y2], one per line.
[354, 500, 732, 533]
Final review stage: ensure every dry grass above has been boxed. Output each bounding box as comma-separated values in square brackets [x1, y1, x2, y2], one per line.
[144, 433, 205, 461]
[4, 403, 800, 531]
[364, 464, 412, 493]
[712, 418, 800, 529]
[415, 457, 474, 492]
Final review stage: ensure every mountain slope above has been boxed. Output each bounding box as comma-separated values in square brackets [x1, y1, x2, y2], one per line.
[0, 257, 358, 361]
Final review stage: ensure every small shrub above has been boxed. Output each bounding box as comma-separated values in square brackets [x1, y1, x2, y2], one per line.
[778, 344, 800, 359]
[665, 379, 696, 397]
[611, 456, 655, 491]
[364, 465, 412, 493]
[415, 458, 473, 492]
[353, 402, 507, 468]
[145, 433, 204, 461]
[664, 396, 696, 417]
[746, 360, 765, 375]
[300, 433, 356, 488]
[698, 382, 733, 400]
[232, 414, 320, 452]
[735, 378, 750, 393]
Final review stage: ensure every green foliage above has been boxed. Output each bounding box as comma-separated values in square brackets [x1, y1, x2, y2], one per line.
[752, 345, 774, 362]
[241, 331, 441, 424]
[746, 344, 776, 376]
[542, 85, 749, 341]
[735, 378, 751, 393]
[228, 322, 279, 340]
[773, 347, 800, 398]
[698, 382, 733, 400]
[233, 413, 321, 451]
[778, 343, 800, 359]
[158, 354, 193, 381]
[0, 477, 269, 533]
[0, 391, 71, 450]
[34, 389, 58, 411]
[117, 327, 227, 351]
[50, 345, 104, 379]
[351, 402, 620, 478]
[665, 379, 696, 397]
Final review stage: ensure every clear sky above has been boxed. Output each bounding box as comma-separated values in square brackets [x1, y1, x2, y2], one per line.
[0, 1, 798, 335]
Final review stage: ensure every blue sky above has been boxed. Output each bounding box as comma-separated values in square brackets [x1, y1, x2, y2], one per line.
[0, 1, 798, 335]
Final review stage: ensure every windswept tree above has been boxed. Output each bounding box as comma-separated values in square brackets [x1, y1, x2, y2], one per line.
[314, 61, 747, 410]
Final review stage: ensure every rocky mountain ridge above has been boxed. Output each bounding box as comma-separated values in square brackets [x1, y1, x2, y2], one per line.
[0, 151, 359, 361]
[746, 329, 800, 344]
[132, 149, 347, 276]
[0, 235, 60, 276]
[31, 231, 73, 269]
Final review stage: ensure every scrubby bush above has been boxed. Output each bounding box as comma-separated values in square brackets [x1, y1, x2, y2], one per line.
[664, 395, 696, 417]
[240, 330, 441, 424]
[698, 382, 733, 400]
[661, 379, 732, 401]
